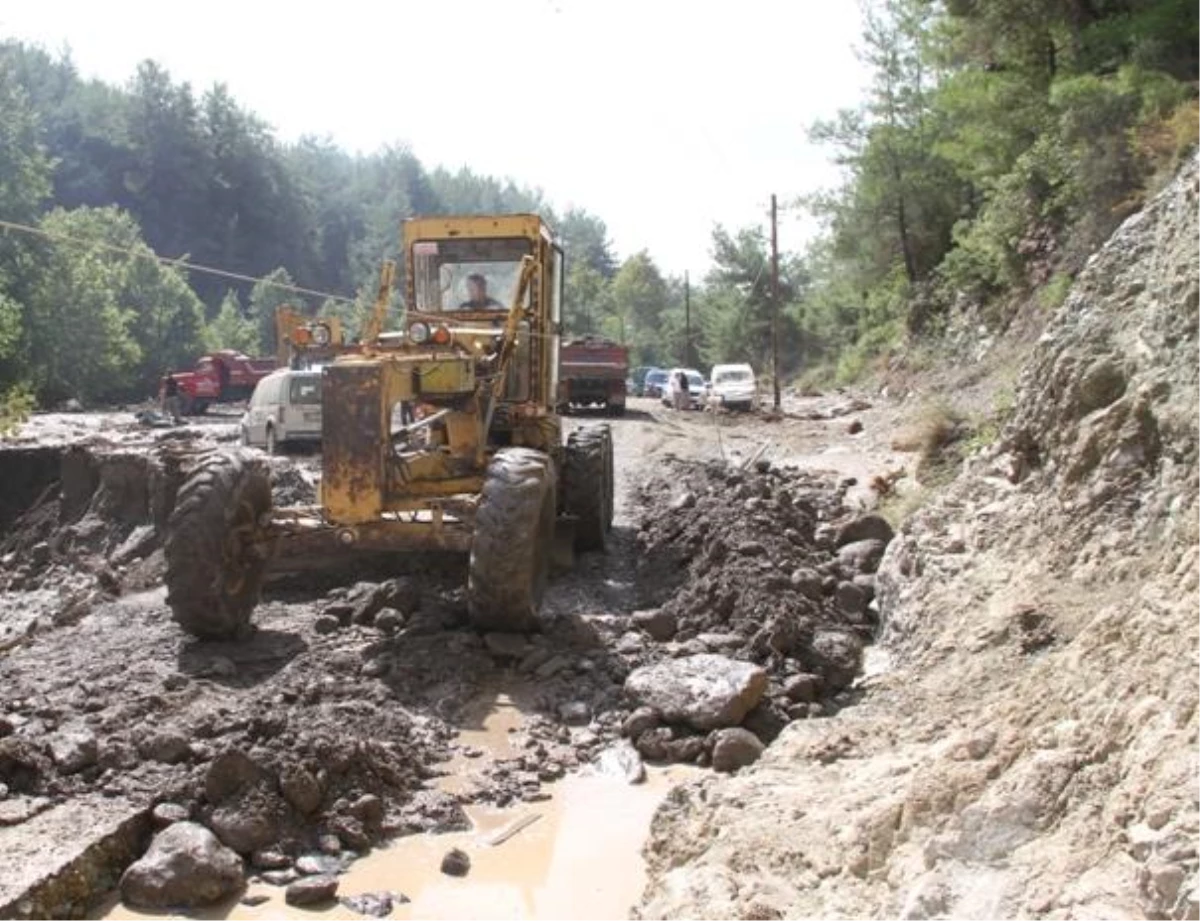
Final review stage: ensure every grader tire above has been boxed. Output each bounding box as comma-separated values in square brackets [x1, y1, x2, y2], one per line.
[467, 448, 556, 633]
[164, 449, 273, 640]
[565, 424, 613, 552]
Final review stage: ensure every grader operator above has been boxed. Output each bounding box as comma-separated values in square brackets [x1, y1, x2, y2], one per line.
[163, 214, 613, 639]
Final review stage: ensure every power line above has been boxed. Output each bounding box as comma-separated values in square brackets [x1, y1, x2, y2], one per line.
[0, 216, 360, 305]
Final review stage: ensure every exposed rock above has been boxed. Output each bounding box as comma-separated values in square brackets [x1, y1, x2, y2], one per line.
[595, 740, 646, 784]
[330, 814, 371, 850]
[0, 737, 49, 793]
[374, 608, 404, 634]
[140, 730, 191, 765]
[440, 847, 471, 877]
[251, 848, 291, 870]
[783, 673, 822, 703]
[313, 615, 341, 635]
[835, 581, 869, 616]
[559, 701, 590, 725]
[210, 804, 279, 854]
[205, 750, 266, 803]
[808, 630, 864, 690]
[790, 568, 824, 600]
[119, 822, 244, 909]
[341, 892, 409, 916]
[151, 802, 190, 828]
[622, 706, 661, 739]
[625, 654, 767, 730]
[286, 875, 339, 907]
[632, 609, 677, 641]
[837, 539, 888, 575]
[49, 730, 98, 774]
[835, 514, 895, 547]
[261, 869, 298, 886]
[296, 854, 342, 876]
[350, 793, 384, 827]
[710, 728, 765, 773]
[280, 764, 322, 814]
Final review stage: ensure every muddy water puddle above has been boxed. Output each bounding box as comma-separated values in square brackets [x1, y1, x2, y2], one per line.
[100, 691, 696, 921]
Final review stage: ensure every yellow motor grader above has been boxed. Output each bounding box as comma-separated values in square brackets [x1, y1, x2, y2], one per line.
[164, 214, 613, 638]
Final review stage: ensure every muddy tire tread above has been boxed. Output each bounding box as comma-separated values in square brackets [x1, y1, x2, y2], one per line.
[164, 449, 272, 640]
[564, 425, 613, 552]
[467, 448, 555, 632]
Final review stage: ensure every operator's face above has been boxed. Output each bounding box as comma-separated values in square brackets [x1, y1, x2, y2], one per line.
[468, 279, 486, 302]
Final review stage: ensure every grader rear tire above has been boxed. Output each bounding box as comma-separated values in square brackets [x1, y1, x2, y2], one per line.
[467, 448, 556, 632]
[164, 449, 273, 640]
[564, 425, 613, 552]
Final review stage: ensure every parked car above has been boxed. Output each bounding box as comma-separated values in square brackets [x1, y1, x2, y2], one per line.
[643, 368, 669, 398]
[709, 362, 759, 411]
[661, 368, 707, 410]
[628, 366, 654, 397]
[240, 368, 323, 454]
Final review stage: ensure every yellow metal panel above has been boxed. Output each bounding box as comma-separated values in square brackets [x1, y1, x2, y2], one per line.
[402, 214, 545, 248]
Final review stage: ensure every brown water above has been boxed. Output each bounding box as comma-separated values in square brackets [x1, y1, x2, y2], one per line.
[100, 693, 695, 921]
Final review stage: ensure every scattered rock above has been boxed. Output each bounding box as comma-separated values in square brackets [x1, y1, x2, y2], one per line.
[440, 847, 471, 877]
[670, 492, 697, 511]
[251, 849, 291, 870]
[342, 892, 409, 916]
[622, 707, 661, 739]
[210, 805, 280, 854]
[280, 764, 322, 815]
[808, 630, 864, 690]
[711, 728, 765, 773]
[0, 737, 49, 793]
[783, 673, 822, 703]
[632, 609, 677, 641]
[119, 822, 244, 909]
[835, 581, 869, 616]
[535, 655, 571, 679]
[261, 869, 299, 886]
[49, 730, 98, 774]
[559, 701, 590, 725]
[314, 615, 341, 635]
[286, 875, 340, 907]
[625, 654, 768, 731]
[742, 700, 790, 744]
[374, 608, 404, 634]
[331, 814, 371, 850]
[296, 854, 342, 876]
[837, 539, 888, 575]
[241, 894, 270, 907]
[835, 514, 894, 547]
[350, 793, 384, 827]
[595, 740, 646, 784]
[205, 750, 265, 803]
[140, 730, 191, 765]
[790, 568, 824, 600]
[151, 802, 190, 828]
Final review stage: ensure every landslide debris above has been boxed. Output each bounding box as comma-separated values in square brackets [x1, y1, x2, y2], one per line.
[635, 156, 1199, 921]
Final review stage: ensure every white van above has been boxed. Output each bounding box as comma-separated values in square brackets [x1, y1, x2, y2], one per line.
[240, 369, 322, 453]
[709, 363, 758, 411]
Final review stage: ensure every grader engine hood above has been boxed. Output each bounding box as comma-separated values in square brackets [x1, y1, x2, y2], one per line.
[321, 354, 478, 524]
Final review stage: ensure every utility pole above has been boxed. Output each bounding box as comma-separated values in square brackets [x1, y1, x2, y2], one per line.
[770, 193, 781, 411]
[684, 270, 691, 366]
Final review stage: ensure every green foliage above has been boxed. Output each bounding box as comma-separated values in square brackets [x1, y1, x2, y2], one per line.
[0, 382, 34, 435]
[802, 0, 1196, 378]
[22, 207, 206, 404]
[249, 268, 300, 356]
[1038, 271, 1074, 311]
[205, 290, 258, 354]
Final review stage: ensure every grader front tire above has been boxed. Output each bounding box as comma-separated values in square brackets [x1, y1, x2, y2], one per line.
[164, 450, 273, 640]
[564, 425, 614, 552]
[467, 448, 556, 633]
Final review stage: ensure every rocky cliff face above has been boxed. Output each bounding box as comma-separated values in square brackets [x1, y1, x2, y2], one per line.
[636, 157, 1198, 920]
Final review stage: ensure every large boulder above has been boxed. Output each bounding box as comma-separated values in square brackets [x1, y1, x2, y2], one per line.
[624, 654, 767, 730]
[119, 822, 244, 909]
[835, 514, 895, 547]
[710, 728, 765, 773]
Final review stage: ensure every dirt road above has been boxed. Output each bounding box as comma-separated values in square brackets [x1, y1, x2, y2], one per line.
[0, 392, 904, 919]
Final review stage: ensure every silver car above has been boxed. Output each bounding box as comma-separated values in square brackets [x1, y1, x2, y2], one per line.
[240, 369, 322, 454]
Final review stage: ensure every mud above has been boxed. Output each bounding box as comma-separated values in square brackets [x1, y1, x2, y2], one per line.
[0, 395, 892, 919]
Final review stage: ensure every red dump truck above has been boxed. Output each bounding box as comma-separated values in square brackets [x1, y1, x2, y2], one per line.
[560, 335, 628, 416]
[159, 350, 278, 415]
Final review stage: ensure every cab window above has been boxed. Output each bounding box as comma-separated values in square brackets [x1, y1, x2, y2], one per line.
[412, 238, 532, 312]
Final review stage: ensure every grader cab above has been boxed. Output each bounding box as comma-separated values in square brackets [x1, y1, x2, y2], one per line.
[163, 214, 614, 639]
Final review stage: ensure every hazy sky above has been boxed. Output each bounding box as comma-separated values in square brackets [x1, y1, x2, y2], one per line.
[1, 0, 868, 279]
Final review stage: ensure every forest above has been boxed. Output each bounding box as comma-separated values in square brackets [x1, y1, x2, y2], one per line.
[0, 0, 1195, 414]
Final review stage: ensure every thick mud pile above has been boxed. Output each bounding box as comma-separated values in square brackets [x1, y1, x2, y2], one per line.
[610, 456, 892, 762]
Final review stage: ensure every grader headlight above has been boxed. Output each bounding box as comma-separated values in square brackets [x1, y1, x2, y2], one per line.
[408, 321, 431, 344]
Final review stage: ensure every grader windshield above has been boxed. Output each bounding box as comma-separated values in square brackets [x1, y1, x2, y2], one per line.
[411, 237, 532, 313]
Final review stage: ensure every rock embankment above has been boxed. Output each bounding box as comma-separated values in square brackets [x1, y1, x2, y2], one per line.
[637, 157, 1199, 920]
